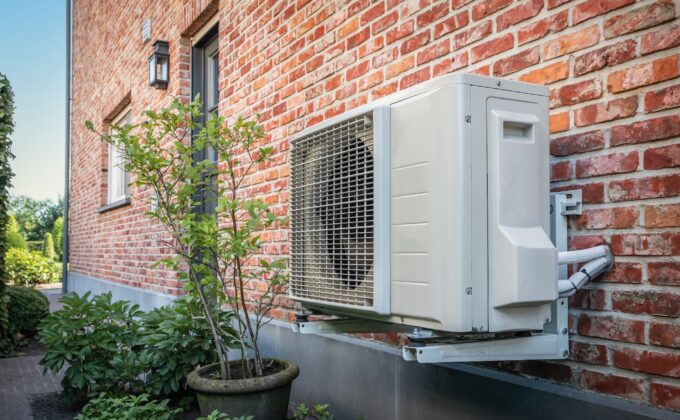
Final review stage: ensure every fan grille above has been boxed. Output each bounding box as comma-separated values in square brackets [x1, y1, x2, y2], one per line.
[290, 114, 375, 308]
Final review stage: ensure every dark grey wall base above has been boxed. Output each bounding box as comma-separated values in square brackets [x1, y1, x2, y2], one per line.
[66, 272, 176, 311]
[259, 320, 677, 420]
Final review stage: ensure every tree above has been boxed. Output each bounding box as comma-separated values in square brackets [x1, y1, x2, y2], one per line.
[52, 217, 63, 259]
[9, 195, 63, 242]
[89, 97, 287, 380]
[42, 232, 55, 260]
[6, 215, 25, 249]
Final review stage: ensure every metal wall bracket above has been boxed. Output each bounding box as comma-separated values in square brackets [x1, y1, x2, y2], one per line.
[293, 318, 414, 334]
[557, 189, 582, 216]
[293, 194, 573, 364]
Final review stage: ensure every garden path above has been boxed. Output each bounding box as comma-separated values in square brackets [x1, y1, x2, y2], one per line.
[0, 288, 64, 420]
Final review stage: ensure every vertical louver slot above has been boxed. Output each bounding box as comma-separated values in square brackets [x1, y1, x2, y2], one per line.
[291, 114, 375, 308]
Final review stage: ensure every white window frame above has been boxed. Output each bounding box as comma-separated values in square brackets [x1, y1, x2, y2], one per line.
[108, 107, 131, 204]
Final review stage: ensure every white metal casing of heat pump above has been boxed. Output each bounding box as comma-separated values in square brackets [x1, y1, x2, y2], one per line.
[290, 73, 556, 333]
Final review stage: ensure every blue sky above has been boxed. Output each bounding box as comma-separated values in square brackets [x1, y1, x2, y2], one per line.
[0, 0, 66, 200]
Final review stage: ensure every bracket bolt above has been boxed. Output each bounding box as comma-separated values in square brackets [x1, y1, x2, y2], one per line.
[561, 328, 568, 335]
[562, 349, 569, 357]
[465, 287, 472, 295]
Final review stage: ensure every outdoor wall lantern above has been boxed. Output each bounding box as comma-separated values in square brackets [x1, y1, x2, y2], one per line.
[148, 40, 169, 89]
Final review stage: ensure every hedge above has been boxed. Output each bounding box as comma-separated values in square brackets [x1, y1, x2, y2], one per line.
[0, 72, 15, 354]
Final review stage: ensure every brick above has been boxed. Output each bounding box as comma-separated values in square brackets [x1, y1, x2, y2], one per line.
[573, 39, 637, 77]
[600, 262, 642, 284]
[471, 34, 514, 63]
[547, 0, 571, 8]
[496, 0, 543, 31]
[433, 11, 469, 38]
[471, 0, 512, 21]
[493, 47, 539, 76]
[641, 23, 680, 55]
[611, 234, 680, 257]
[372, 10, 398, 34]
[372, 46, 399, 67]
[574, 207, 638, 229]
[416, 39, 450, 65]
[454, 20, 492, 49]
[651, 382, 680, 411]
[613, 348, 680, 377]
[347, 0, 370, 17]
[645, 203, 680, 228]
[611, 115, 680, 146]
[549, 112, 569, 133]
[400, 67, 431, 89]
[346, 60, 370, 81]
[644, 83, 680, 113]
[372, 81, 398, 99]
[416, 2, 449, 28]
[550, 130, 604, 156]
[338, 18, 359, 38]
[569, 234, 607, 250]
[578, 314, 644, 343]
[572, 0, 634, 25]
[432, 51, 469, 76]
[608, 55, 680, 94]
[569, 288, 606, 310]
[604, 0, 676, 39]
[649, 262, 680, 286]
[551, 79, 603, 108]
[553, 183, 605, 204]
[358, 37, 384, 58]
[574, 96, 638, 128]
[650, 322, 680, 348]
[358, 71, 383, 91]
[471, 65, 490, 76]
[519, 61, 569, 85]
[580, 370, 646, 402]
[569, 341, 608, 365]
[347, 27, 370, 49]
[518, 10, 568, 45]
[386, 55, 414, 79]
[543, 26, 600, 61]
[360, 2, 385, 25]
[609, 174, 680, 202]
[400, 30, 430, 55]
[551, 161, 572, 181]
[514, 361, 573, 382]
[386, 20, 414, 44]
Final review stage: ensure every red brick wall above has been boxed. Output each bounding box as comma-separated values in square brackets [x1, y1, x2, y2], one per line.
[70, 0, 680, 411]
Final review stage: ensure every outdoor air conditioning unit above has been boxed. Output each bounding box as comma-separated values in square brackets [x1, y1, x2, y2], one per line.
[290, 74, 571, 336]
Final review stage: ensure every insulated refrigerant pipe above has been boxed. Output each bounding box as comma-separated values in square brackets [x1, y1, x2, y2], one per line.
[556, 245, 614, 298]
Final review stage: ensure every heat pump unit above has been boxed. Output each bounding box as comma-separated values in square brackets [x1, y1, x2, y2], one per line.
[290, 74, 556, 334]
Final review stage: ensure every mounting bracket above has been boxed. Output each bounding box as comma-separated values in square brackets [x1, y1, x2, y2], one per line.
[293, 193, 574, 363]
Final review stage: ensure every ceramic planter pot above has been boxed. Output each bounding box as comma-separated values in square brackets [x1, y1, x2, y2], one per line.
[187, 359, 300, 419]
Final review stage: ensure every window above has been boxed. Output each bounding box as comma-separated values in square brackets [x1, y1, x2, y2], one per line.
[108, 108, 131, 204]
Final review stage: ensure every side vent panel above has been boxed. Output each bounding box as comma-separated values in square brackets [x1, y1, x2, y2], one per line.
[291, 114, 377, 310]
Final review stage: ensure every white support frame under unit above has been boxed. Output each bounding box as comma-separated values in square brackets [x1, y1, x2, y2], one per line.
[293, 192, 580, 364]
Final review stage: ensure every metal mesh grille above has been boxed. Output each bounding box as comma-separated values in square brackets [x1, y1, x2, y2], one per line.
[291, 114, 375, 308]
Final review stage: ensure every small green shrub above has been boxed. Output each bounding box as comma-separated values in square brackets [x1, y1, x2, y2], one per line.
[6, 215, 26, 249]
[75, 393, 183, 420]
[292, 403, 334, 420]
[42, 232, 55, 260]
[52, 217, 63, 258]
[39, 292, 143, 405]
[6, 285, 49, 336]
[5, 247, 61, 286]
[197, 410, 253, 420]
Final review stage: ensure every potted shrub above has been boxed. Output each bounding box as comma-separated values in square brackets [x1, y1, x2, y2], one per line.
[88, 98, 298, 419]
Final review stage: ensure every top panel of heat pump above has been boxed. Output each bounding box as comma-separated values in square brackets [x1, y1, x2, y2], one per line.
[290, 74, 557, 334]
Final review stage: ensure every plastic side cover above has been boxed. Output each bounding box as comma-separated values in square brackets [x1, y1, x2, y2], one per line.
[488, 102, 557, 308]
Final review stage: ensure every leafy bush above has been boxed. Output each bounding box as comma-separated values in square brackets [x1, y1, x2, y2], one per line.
[0, 72, 16, 355]
[135, 294, 236, 396]
[6, 214, 26, 249]
[39, 292, 143, 405]
[5, 247, 61, 286]
[75, 393, 182, 420]
[39, 292, 235, 405]
[42, 232, 55, 260]
[6, 285, 49, 337]
[198, 410, 253, 420]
